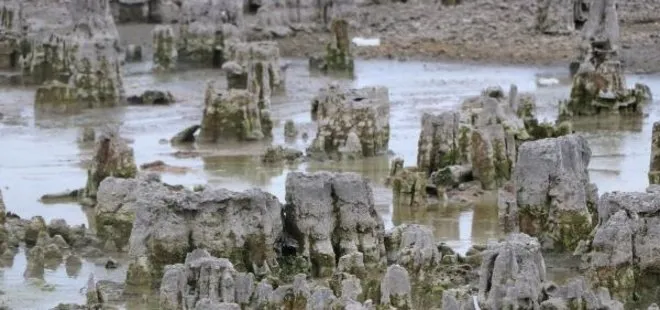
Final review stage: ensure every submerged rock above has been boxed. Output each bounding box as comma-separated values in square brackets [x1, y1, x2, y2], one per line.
[83, 130, 138, 199]
[307, 84, 390, 160]
[170, 124, 201, 144]
[199, 86, 272, 142]
[261, 145, 303, 164]
[512, 134, 597, 251]
[127, 90, 175, 105]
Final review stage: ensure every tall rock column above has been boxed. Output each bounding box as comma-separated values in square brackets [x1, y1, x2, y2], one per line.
[649, 122, 660, 184]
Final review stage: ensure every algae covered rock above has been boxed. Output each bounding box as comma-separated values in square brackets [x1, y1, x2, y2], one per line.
[309, 18, 353, 75]
[561, 0, 651, 119]
[284, 171, 386, 278]
[199, 85, 272, 142]
[24, 0, 125, 105]
[649, 121, 660, 184]
[223, 40, 285, 95]
[582, 190, 660, 300]
[83, 130, 138, 199]
[34, 80, 79, 114]
[513, 134, 597, 251]
[386, 158, 427, 207]
[307, 84, 390, 160]
[152, 25, 177, 71]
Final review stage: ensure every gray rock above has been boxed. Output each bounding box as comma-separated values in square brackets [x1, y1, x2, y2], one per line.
[536, 0, 575, 35]
[513, 134, 597, 251]
[284, 171, 386, 277]
[83, 130, 138, 199]
[384, 224, 441, 274]
[126, 182, 282, 289]
[307, 84, 390, 160]
[380, 265, 412, 308]
[478, 233, 546, 309]
[24, 245, 46, 279]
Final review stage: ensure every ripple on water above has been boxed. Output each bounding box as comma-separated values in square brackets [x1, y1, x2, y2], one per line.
[2, 58, 660, 307]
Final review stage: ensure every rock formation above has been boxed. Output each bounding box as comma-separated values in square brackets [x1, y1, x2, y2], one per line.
[478, 233, 623, 310]
[415, 85, 570, 198]
[561, 0, 652, 119]
[581, 189, 660, 301]
[284, 172, 386, 277]
[177, 0, 243, 67]
[152, 25, 177, 71]
[649, 121, 660, 184]
[198, 85, 272, 142]
[83, 130, 138, 199]
[508, 134, 597, 251]
[307, 84, 390, 160]
[309, 18, 354, 75]
[222, 40, 285, 94]
[124, 182, 282, 290]
[22, 0, 125, 111]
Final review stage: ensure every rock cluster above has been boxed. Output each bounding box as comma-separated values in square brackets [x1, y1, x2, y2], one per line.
[177, 0, 243, 67]
[390, 85, 571, 207]
[307, 83, 390, 160]
[477, 233, 622, 310]
[560, 0, 652, 119]
[15, 0, 126, 112]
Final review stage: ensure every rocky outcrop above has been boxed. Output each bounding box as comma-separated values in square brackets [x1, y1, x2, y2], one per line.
[478, 233, 623, 310]
[22, 0, 125, 111]
[177, 0, 243, 67]
[307, 84, 390, 160]
[0, 189, 7, 255]
[152, 25, 177, 71]
[125, 182, 282, 290]
[198, 85, 272, 142]
[261, 145, 303, 164]
[309, 19, 354, 75]
[83, 130, 138, 199]
[284, 172, 386, 277]
[561, 0, 652, 119]
[581, 190, 660, 300]
[418, 86, 533, 192]
[511, 134, 597, 251]
[649, 121, 660, 184]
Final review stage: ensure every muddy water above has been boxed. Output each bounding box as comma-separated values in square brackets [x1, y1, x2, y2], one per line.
[1, 57, 659, 308]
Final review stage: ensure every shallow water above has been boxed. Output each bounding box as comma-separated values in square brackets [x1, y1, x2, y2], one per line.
[1, 56, 660, 308]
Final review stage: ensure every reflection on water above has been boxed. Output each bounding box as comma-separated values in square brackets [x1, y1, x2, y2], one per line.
[2, 56, 660, 307]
